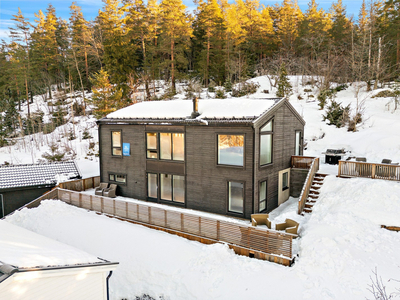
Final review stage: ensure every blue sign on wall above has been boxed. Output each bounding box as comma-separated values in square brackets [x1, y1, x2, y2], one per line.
[123, 143, 130, 156]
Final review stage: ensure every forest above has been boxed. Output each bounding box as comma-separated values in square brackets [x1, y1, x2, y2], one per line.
[0, 0, 400, 144]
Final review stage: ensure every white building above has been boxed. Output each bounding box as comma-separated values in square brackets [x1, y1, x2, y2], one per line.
[0, 221, 118, 300]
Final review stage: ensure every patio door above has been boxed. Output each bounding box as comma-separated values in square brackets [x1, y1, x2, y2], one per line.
[278, 168, 290, 205]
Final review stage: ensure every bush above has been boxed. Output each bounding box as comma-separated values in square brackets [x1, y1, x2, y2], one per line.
[184, 80, 202, 99]
[323, 99, 350, 128]
[82, 128, 92, 139]
[372, 90, 397, 98]
[224, 79, 233, 92]
[231, 82, 260, 97]
[317, 89, 336, 110]
[215, 88, 226, 99]
[276, 63, 292, 97]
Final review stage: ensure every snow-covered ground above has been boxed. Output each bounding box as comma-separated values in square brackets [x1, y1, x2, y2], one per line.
[2, 76, 400, 299]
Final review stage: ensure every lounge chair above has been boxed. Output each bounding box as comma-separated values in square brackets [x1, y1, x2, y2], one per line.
[103, 184, 117, 198]
[251, 214, 271, 229]
[95, 182, 108, 196]
[381, 159, 392, 164]
[356, 157, 367, 162]
[275, 219, 299, 236]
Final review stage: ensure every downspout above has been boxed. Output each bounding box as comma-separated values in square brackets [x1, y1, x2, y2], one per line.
[106, 270, 113, 300]
[0, 194, 4, 218]
[252, 126, 255, 215]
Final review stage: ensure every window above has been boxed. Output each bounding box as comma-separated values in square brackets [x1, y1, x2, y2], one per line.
[295, 131, 303, 156]
[282, 172, 289, 191]
[147, 133, 158, 158]
[160, 174, 185, 203]
[259, 180, 267, 212]
[146, 132, 185, 161]
[218, 135, 244, 166]
[109, 173, 126, 183]
[112, 131, 122, 156]
[260, 120, 273, 165]
[147, 173, 158, 198]
[228, 181, 244, 214]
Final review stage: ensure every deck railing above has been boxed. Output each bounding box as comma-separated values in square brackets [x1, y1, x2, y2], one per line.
[59, 176, 100, 191]
[51, 188, 294, 265]
[297, 157, 320, 214]
[338, 161, 400, 181]
[292, 156, 318, 169]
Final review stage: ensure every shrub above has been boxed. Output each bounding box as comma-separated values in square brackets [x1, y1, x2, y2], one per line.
[215, 88, 226, 99]
[276, 63, 292, 97]
[231, 82, 260, 97]
[317, 89, 336, 110]
[224, 79, 233, 92]
[372, 90, 397, 98]
[304, 88, 312, 93]
[82, 128, 92, 139]
[323, 99, 350, 128]
[184, 79, 202, 99]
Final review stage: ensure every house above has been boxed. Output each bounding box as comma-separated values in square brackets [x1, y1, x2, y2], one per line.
[0, 220, 118, 300]
[0, 161, 81, 217]
[97, 97, 305, 219]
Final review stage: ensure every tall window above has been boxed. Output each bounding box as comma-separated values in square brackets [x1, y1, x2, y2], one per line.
[228, 181, 244, 214]
[147, 173, 158, 198]
[295, 131, 302, 156]
[282, 172, 289, 191]
[160, 174, 185, 203]
[112, 131, 122, 156]
[259, 180, 267, 212]
[260, 120, 273, 165]
[218, 135, 244, 166]
[146, 132, 185, 161]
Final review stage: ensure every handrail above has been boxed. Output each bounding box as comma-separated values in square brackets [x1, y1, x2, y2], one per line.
[297, 157, 320, 214]
[338, 161, 400, 181]
[291, 156, 317, 169]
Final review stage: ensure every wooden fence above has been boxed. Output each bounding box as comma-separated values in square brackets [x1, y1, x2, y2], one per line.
[298, 157, 320, 214]
[50, 188, 294, 266]
[292, 156, 318, 169]
[338, 161, 400, 181]
[59, 176, 101, 191]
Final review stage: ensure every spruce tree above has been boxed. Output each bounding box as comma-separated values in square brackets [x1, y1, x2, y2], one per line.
[276, 63, 292, 98]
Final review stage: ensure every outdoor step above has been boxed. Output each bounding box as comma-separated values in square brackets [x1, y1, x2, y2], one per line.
[307, 199, 317, 203]
[312, 181, 323, 185]
[309, 190, 320, 195]
[315, 173, 329, 178]
[305, 202, 314, 209]
[313, 177, 324, 182]
[311, 185, 321, 190]
[308, 194, 319, 199]
[303, 208, 313, 213]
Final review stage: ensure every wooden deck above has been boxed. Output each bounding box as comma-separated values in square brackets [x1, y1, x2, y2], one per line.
[338, 161, 400, 181]
[22, 187, 295, 266]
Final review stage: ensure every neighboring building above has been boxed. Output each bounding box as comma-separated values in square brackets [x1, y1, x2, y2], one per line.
[0, 220, 118, 300]
[0, 161, 81, 217]
[97, 97, 304, 219]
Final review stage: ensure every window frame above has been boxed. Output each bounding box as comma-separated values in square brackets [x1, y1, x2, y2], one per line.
[160, 173, 185, 204]
[216, 133, 245, 168]
[108, 172, 127, 185]
[295, 130, 303, 156]
[227, 180, 245, 215]
[282, 172, 289, 191]
[147, 172, 158, 200]
[259, 119, 274, 166]
[145, 132, 185, 162]
[259, 179, 267, 212]
[111, 130, 122, 157]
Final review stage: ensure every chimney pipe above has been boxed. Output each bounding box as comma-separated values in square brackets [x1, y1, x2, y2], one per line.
[191, 97, 200, 119]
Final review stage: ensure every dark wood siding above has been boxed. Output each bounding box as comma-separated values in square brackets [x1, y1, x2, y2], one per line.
[253, 101, 304, 212]
[185, 125, 254, 219]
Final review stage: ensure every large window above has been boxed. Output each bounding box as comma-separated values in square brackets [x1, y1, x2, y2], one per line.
[259, 180, 267, 212]
[218, 135, 244, 166]
[160, 174, 185, 203]
[228, 181, 244, 214]
[260, 120, 273, 165]
[109, 173, 126, 184]
[146, 132, 184, 161]
[295, 131, 303, 156]
[282, 172, 289, 191]
[112, 131, 122, 156]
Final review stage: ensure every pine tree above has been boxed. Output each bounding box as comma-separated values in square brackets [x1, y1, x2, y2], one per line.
[276, 63, 292, 97]
[89, 69, 127, 119]
[159, 0, 192, 93]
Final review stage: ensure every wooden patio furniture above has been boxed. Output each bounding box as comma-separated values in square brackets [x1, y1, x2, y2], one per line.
[95, 182, 108, 196]
[103, 184, 117, 198]
[275, 219, 299, 236]
[251, 214, 271, 229]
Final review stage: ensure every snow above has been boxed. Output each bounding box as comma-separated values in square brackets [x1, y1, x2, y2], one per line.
[1, 75, 400, 299]
[106, 98, 278, 120]
[0, 220, 102, 269]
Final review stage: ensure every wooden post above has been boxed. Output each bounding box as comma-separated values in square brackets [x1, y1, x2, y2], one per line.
[338, 161, 342, 177]
[372, 164, 376, 179]
[90, 195, 93, 210]
[79, 193, 82, 207]
[199, 217, 201, 236]
[181, 214, 184, 231]
[136, 204, 139, 221]
[148, 206, 152, 224]
[217, 220, 220, 240]
[113, 200, 116, 216]
[92, 177, 95, 189]
[164, 210, 167, 228]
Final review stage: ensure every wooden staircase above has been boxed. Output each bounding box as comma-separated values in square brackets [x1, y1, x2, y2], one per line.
[303, 173, 328, 214]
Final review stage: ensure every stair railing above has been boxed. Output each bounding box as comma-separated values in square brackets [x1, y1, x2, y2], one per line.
[297, 157, 320, 214]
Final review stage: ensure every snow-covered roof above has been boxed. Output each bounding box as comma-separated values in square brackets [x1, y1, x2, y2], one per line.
[0, 161, 81, 190]
[105, 98, 282, 122]
[0, 220, 102, 269]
